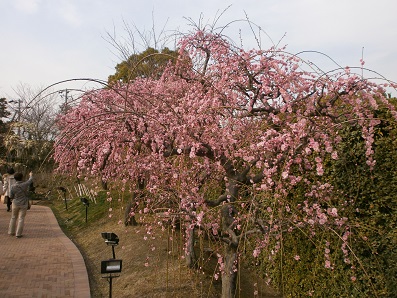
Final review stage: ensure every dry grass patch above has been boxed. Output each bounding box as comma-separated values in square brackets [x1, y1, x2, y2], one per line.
[35, 178, 279, 298]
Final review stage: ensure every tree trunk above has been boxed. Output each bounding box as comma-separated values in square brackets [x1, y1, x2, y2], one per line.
[185, 226, 197, 268]
[101, 179, 108, 190]
[222, 244, 238, 298]
[124, 200, 138, 226]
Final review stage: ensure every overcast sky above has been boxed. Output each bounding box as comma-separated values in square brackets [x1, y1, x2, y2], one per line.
[1, 0, 396, 99]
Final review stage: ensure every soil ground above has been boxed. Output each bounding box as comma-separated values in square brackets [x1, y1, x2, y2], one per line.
[35, 184, 281, 298]
[72, 215, 280, 297]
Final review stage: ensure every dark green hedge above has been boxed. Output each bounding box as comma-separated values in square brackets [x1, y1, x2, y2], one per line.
[254, 100, 397, 297]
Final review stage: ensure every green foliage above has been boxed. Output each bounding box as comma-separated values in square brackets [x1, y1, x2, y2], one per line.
[108, 47, 178, 84]
[262, 231, 361, 297]
[328, 103, 397, 297]
[252, 99, 397, 297]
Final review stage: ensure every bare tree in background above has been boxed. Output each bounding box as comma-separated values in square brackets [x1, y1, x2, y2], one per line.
[5, 83, 60, 169]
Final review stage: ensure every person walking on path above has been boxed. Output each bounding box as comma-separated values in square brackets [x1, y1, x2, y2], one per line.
[3, 168, 16, 212]
[0, 173, 4, 198]
[8, 171, 33, 238]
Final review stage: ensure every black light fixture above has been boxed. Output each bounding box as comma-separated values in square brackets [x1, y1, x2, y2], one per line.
[80, 197, 89, 206]
[80, 197, 89, 223]
[101, 259, 123, 274]
[101, 232, 119, 258]
[101, 232, 119, 244]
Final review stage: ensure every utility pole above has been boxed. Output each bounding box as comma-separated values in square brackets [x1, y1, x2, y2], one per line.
[8, 99, 23, 159]
[9, 99, 21, 137]
[17, 99, 21, 137]
[59, 89, 71, 113]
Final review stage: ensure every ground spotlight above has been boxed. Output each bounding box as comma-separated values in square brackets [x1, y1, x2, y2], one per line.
[80, 197, 89, 223]
[101, 259, 123, 274]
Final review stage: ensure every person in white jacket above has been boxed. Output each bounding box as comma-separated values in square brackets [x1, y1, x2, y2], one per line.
[0, 173, 3, 197]
[3, 168, 16, 212]
[8, 171, 33, 238]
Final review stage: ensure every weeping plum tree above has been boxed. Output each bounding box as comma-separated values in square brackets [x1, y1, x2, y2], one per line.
[54, 29, 396, 297]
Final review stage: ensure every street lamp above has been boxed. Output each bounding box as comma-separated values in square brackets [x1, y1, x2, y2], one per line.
[101, 232, 122, 298]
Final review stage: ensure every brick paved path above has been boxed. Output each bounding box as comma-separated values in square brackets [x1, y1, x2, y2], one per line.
[0, 202, 90, 297]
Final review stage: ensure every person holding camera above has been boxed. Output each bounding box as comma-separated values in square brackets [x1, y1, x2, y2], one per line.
[8, 172, 33, 238]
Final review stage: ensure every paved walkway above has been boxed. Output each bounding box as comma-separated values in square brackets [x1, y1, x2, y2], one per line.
[0, 202, 90, 297]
